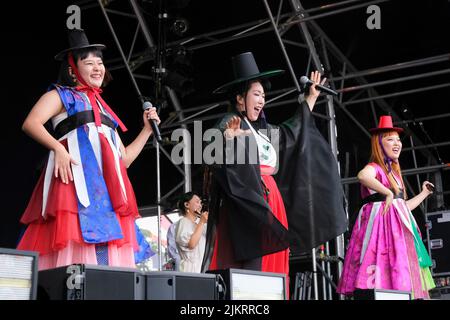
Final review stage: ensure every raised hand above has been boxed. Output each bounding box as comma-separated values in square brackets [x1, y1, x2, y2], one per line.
[305, 71, 327, 111]
[308, 70, 327, 99]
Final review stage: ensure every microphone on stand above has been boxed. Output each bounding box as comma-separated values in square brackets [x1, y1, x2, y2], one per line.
[300, 76, 338, 96]
[142, 101, 162, 143]
[402, 106, 444, 164]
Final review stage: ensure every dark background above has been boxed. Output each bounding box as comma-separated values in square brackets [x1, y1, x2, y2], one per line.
[1, 0, 449, 248]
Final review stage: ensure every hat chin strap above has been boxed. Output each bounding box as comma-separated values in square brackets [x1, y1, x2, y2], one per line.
[68, 52, 127, 132]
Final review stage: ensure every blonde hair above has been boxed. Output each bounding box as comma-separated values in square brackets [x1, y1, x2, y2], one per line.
[370, 131, 406, 198]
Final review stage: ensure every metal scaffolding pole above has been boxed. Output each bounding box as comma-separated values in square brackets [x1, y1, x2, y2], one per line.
[98, 0, 194, 271]
[341, 163, 450, 185]
[263, 0, 323, 300]
[403, 141, 450, 152]
[331, 53, 450, 81]
[166, 86, 192, 192]
[262, 0, 301, 90]
[97, 0, 144, 100]
[100, 2, 448, 179]
[306, 14, 441, 167]
[129, 0, 156, 48]
[320, 27, 341, 302]
[289, 0, 346, 300]
[395, 113, 450, 125]
[286, 0, 389, 26]
[339, 68, 450, 93]
[164, 0, 376, 51]
[409, 136, 424, 212]
[155, 141, 162, 270]
[94, 0, 449, 283]
[343, 82, 450, 106]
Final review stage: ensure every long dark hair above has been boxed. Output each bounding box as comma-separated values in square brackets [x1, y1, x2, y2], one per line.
[57, 48, 112, 87]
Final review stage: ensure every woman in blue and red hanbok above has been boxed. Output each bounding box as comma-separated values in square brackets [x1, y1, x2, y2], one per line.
[337, 116, 435, 299]
[17, 29, 156, 270]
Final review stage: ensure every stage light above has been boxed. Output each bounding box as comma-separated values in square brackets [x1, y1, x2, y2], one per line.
[172, 46, 191, 66]
[164, 70, 194, 96]
[171, 18, 189, 37]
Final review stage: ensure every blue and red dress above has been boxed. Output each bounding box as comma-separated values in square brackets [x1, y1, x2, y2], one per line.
[17, 85, 152, 270]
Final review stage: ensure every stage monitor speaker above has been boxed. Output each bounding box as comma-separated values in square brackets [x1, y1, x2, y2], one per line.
[426, 210, 450, 276]
[207, 268, 287, 300]
[145, 271, 218, 300]
[0, 248, 38, 300]
[353, 289, 411, 300]
[38, 264, 145, 300]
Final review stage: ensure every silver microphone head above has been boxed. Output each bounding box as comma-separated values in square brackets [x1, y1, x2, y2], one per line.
[142, 101, 153, 110]
[299, 76, 309, 85]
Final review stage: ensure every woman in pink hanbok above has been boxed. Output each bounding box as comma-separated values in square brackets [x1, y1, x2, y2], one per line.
[337, 115, 435, 299]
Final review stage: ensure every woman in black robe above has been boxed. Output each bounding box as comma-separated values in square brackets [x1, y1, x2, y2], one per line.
[202, 52, 348, 283]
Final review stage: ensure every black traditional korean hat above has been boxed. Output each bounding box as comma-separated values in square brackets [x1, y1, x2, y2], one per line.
[213, 52, 284, 94]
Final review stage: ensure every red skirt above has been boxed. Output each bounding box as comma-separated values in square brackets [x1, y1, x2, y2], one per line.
[17, 136, 141, 269]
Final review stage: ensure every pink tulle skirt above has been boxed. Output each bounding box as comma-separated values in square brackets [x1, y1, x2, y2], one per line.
[17, 135, 141, 270]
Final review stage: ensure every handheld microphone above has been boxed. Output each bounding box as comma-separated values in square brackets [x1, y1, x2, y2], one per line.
[195, 210, 202, 218]
[142, 101, 162, 143]
[316, 255, 344, 263]
[300, 76, 338, 96]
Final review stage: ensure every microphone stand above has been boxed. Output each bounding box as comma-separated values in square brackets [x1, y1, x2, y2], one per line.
[402, 108, 443, 216]
[152, 0, 168, 271]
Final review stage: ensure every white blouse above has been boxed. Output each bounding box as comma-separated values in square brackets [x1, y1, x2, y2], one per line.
[175, 216, 207, 273]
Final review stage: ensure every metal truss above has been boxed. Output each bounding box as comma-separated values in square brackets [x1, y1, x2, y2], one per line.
[95, 0, 192, 270]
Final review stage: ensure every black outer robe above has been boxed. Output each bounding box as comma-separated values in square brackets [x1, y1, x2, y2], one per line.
[202, 100, 348, 271]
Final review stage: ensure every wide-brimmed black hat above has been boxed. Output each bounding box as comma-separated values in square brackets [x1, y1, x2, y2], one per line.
[55, 29, 106, 61]
[213, 52, 284, 94]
